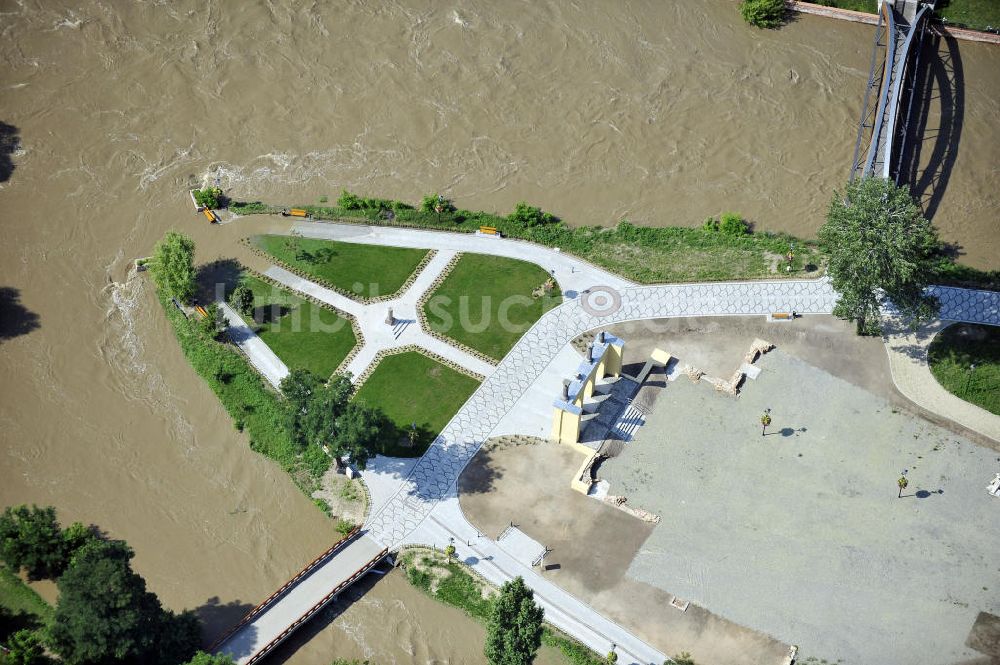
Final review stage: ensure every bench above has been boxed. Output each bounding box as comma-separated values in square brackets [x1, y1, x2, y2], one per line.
[479, 226, 497, 235]
[202, 208, 218, 223]
[194, 305, 209, 318]
[289, 208, 308, 218]
[769, 311, 797, 321]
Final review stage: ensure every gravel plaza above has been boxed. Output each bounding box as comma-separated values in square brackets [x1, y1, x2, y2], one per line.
[602, 349, 1000, 665]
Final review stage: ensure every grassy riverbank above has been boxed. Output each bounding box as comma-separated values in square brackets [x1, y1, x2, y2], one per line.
[233, 199, 824, 284]
[0, 566, 53, 629]
[400, 548, 606, 665]
[232, 196, 999, 291]
[154, 286, 341, 507]
[928, 323, 1000, 414]
[809, 0, 1000, 32]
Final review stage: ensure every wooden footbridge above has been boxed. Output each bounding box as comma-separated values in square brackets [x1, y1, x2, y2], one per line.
[850, 0, 934, 183]
[211, 530, 387, 664]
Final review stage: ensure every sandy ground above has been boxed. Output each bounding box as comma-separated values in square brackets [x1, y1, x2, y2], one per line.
[602, 350, 1000, 665]
[459, 438, 790, 665]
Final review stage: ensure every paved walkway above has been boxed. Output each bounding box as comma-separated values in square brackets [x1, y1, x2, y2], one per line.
[292, 221, 633, 296]
[219, 302, 289, 388]
[883, 319, 1000, 444]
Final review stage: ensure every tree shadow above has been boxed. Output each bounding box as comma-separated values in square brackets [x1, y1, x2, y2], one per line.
[899, 33, 964, 222]
[0, 122, 19, 183]
[252, 304, 292, 326]
[195, 596, 256, 646]
[194, 259, 243, 305]
[0, 287, 40, 342]
[0, 606, 42, 641]
[456, 448, 504, 496]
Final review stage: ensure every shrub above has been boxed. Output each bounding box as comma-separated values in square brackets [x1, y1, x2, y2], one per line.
[719, 212, 750, 236]
[508, 201, 558, 228]
[421, 193, 456, 214]
[198, 303, 226, 340]
[229, 284, 255, 317]
[192, 187, 223, 209]
[336, 520, 355, 536]
[740, 0, 787, 28]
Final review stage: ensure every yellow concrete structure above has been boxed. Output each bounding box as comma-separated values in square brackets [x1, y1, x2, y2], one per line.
[550, 331, 624, 446]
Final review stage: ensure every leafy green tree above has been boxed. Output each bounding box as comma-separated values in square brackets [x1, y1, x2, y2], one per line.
[48, 540, 199, 665]
[280, 368, 325, 447]
[740, 0, 786, 28]
[151, 231, 197, 304]
[508, 202, 557, 228]
[192, 187, 223, 209]
[819, 178, 940, 335]
[329, 402, 385, 470]
[485, 576, 544, 665]
[197, 303, 226, 340]
[0, 505, 66, 580]
[229, 285, 255, 318]
[1, 629, 48, 665]
[179, 652, 235, 665]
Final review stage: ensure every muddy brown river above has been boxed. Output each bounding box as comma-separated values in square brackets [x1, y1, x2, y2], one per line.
[1, 1, 997, 663]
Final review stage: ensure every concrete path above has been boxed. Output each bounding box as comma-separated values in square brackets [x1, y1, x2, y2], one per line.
[884, 319, 1000, 443]
[292, 221, 633, 297]
[216, 534, 386, 664]
[219, 302, 289, 389]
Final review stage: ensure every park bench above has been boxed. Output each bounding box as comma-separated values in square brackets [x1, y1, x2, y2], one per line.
[202, 208, 218, 223]
[477, 225, 500, 237]
[289, 208, 308, 218]
[194, 305, 209, 318]
[769, 311, 797, 321]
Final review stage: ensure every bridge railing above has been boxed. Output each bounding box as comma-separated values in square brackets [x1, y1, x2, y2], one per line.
[231, 545, 389, 665]
[208, 526, 364, 652]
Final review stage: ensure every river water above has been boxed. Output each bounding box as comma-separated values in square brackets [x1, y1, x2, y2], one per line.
[0, 1, 997, 663]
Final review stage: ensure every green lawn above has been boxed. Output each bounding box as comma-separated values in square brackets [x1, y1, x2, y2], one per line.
[424, 254, 561, 361]
[0, 566, 52, 638]
[928, 323, 1000, 415]
[240, 274, 357, 378]
[352, 351, 480, 457]
[253, 235, 429, 300]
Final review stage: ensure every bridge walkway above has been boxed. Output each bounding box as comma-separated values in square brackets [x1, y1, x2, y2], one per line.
[213, 532, 387, 665]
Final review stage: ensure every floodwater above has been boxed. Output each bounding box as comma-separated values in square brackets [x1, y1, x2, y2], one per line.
[0, 1, 996, 663]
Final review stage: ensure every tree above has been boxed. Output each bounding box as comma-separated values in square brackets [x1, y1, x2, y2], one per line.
[760, 410, 772, 437]
[444, 544, 456, 561]
[198, 303, 227, 339]
[192, 187, 223, 209]
[672, 653, 697, 665]
[485, 576, 544, 665]
[2, 629, 47, 665]
[48, 540, 199, 665]
[0, 505, 66, 580]
[180, 651, 235, 665]
[329, 402, 385, 470]
[897, 476, 909, 498]
[229, 285, 255, 318]
[819, 178, 940, 335]
[740, 0, 786, 28]
[151, 231, 196, 304]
